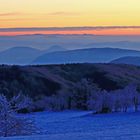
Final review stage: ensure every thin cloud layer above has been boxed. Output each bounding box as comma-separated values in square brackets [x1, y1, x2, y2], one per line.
[0, 12, 21, 16]
[0, 26, 140, 32]
[48, 11, 80, 16]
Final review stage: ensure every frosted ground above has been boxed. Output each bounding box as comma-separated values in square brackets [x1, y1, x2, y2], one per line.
[2, 111, 140, 140]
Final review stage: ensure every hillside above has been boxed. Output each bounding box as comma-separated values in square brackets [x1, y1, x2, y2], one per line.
[1, 63, 140, 99]
[111, 56, 140, 66]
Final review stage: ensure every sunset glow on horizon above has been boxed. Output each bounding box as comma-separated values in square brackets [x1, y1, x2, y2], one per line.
[0, 0, 140, 36]
[0, 27, 140, 36]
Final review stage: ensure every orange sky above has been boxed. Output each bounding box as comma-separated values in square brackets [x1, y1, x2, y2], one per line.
[0, 0, 140, 36]
[0, 27, 140, 36]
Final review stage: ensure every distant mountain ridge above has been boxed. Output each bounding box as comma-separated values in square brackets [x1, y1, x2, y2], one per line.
[46, 45, 67, 53]
[32, 47, 140, 64]
[0, 45, 67, 65]
[86, 41, 140, 50]
[0, 46, 42, 65]
[111, 56, 140, 66]
[1, 47, 140, 65]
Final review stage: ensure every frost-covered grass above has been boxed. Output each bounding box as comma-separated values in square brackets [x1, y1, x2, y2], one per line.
[2, 111, 140, 140]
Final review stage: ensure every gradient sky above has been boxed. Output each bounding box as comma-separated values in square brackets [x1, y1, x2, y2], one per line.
[0, 0, 140, 35]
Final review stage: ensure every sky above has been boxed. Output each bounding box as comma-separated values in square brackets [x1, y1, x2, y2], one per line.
[0, 0, 140, 35]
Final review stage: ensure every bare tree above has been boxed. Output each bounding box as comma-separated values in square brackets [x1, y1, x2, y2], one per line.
[88, 84, 140, 114]
[87, 90, 103, 113]
[126, 84, 140, 112]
